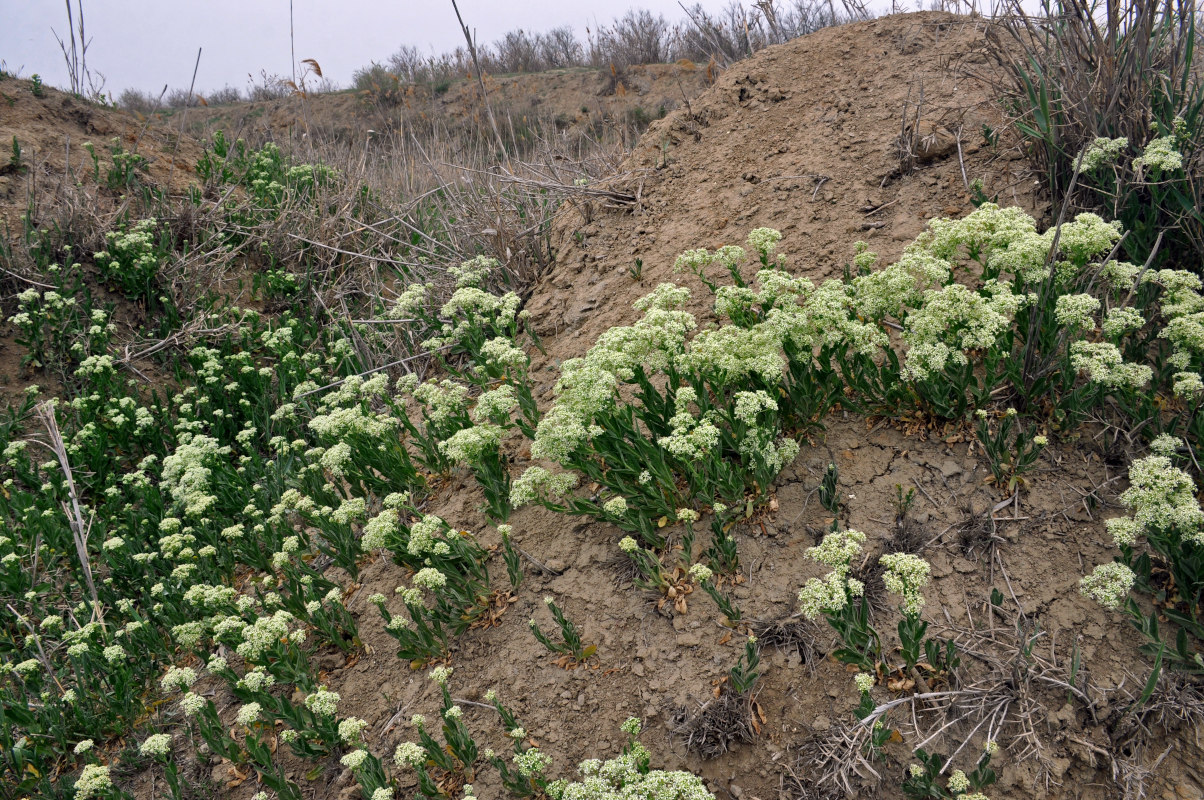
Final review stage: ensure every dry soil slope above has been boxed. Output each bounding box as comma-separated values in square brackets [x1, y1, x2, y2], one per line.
[181, 62, 712, 144]
[528, 11, 1041, 355]
[0, 79, 203, 237]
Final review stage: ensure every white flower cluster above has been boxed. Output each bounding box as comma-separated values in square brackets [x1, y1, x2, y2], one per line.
[1069, 342, 1152, 389]
[407, 514, 451, 558]
[901, 282, 1027, 382]
[797, 530, 867, 619]
[236, 703, 262, 727]
[1112, 454, 1204, 543]
[339, 717, 369, 744]
[394, 741, 426, 768]
[362, 508, 400, 550]
[1077, 137, 1128, 173]
[1054, 293, 1100, 330]
[514, 747, 551, 777]
[304, 686, 340, 717]
[161, 433, 228, 518]
[473, 384, 518, 423]
[412, 379, 471, 426]
[879, 552, 931, 616]
[423, 287, 521, 350]
[449, 255, 498, 289]
[1134, 134, 1184, 175]
[237, 611, 295, 661]
[530, 284, 695, 463]
[160, 665, 197, 692]
[557, 753, 713, 800]
[439, 423, 503, 465]
[1080, 562, 1136, 610]
[74, 764, 113, 799]
[510, 466, 579, 508]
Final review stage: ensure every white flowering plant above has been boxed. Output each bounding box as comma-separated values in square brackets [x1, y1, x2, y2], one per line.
[1064, 114, 1202, 273]
[1083, 445, 1204, 673]
[373, 588, 449, 665]
[138, 732, 181, 800]
[548, 723, 714, 800]
[439, 418, 512, 522]
[880, 553, 959, 676]
[9, 275, 114, 377]
[689, 563, 742, 624]
[93, 217, 177, 321]
[903, 746, 998, 800]
[304, 373, 423, 497]
[396, 671, 481, 796]
[342, 745, 391, 800]
[513, 262, 814, 547]
[481, 690, 554, 798]
[393, 257, 542, 434]
[196, 135, 336, 210]
[797, 530, 882, 673]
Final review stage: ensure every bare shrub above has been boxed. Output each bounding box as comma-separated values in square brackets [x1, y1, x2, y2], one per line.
[493, 29, 543, 73]
[590, 10, 678, 68]
[117, 88, 158, 114]
[205, 85, 243, 105]
[539, 26, 585, 68]
[246, 70, 290, 101]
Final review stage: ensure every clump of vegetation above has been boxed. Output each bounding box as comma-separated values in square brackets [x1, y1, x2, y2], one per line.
[990, 0, 1204, 266]
[8, 6, 1204, 800]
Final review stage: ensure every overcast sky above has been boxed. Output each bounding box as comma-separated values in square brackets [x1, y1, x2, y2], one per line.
[3, 0, 751, 97]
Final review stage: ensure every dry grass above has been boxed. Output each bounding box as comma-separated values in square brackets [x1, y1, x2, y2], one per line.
[671, 688, 760, 759]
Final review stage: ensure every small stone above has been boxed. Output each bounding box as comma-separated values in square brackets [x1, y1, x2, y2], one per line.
[631, 662, 645, 677]
[729, 784, 745, 799]
[1176, 783, 1202, 800]
[952, 557, 977, 574]
[812, 715, 831, 731]
[676, 632, 702, 647]
[939, 459, 962, 478]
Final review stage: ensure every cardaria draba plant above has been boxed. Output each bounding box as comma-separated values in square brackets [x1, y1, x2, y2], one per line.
[513, 232, 836, 545]
[880, 552, 958, 675]
[797, 529, 880, 672]
[1083, 439, 1204, 672]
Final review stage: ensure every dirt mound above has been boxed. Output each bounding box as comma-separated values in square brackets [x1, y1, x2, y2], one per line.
[0, 77, 203, 234]
[529, 12, 1042, 352]
[179, 62, 713, 146]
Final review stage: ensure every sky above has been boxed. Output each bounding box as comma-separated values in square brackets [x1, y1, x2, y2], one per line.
[2, 0, 750, 97]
